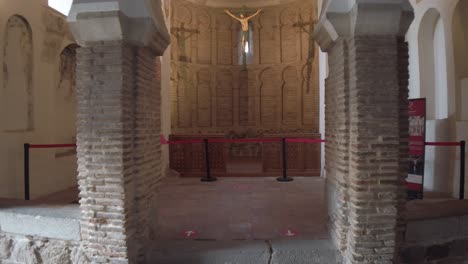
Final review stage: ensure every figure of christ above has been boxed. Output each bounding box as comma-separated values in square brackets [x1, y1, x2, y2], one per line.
[171, 22, 200, 62]
[224, 8, 262, 52]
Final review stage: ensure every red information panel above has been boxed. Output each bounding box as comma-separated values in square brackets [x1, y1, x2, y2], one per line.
[407, 99, 426, 200]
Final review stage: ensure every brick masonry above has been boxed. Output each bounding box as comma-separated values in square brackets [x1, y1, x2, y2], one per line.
[325, 38, 351, 252]
[75, 41, 162, 263]
[325, 35, 410, 264]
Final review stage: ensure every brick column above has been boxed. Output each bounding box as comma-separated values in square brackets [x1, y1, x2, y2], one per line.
[345, 35, 404, 263]
[68, 1, 170, 263]
[315, 2, 413, 263]
[324, 39, 351, 251]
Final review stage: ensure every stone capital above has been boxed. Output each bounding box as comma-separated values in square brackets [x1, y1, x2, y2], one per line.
[68, 0, 170, 55]
[314, 0, 413, 51]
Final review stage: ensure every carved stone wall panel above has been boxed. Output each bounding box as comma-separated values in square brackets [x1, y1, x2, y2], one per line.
[196, 69, 212, 127]
[195, 9, 212, 64]
[170, 62, 179, 128]
[216, 69, 234, 127]
[302, 60, 319, 129]
[216, 14, 233, 65]
[260, 68, 280, 126]
[1, 15, 33, 132]
[280, 8, 299, 63]
[170, 0, 319, 135]
[176, 65, 193, 128]
[282, 66, 298, 125]
[299, 7, 316, 61]
[239, 70, 249, 126]
[259, 10, 277, 64]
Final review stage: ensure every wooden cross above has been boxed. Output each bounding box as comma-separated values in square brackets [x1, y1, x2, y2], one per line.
[293, 15, 317, 33]
[223, 5, 260, 17]
[171, 23, 199, 41]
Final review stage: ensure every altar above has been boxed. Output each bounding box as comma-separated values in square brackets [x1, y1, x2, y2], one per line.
[169, 134, 321, 177]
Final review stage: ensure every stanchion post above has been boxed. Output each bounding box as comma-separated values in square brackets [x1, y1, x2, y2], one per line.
[201, 139, 217, 182]
[460, 140, 465, 200]
[24, 143, 30, 200]
[277, 138, 293, 182]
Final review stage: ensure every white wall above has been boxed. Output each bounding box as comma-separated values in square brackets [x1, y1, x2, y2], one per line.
[0, 0, 77, 199]
[407, 0, 465, 198]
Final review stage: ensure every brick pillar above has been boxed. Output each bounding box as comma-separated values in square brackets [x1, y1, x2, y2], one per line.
[76, 41, 163, 263]
[68, 1, 170, 263]
[315, 2, 413, 263]
[345, 35, 404, 263]
[325, 39, 351, 251]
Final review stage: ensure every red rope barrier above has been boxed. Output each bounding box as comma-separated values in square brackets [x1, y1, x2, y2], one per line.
[425, 142, 461, 147]
[286, 138, 326, 143]
[208, 138, 282, 143]
[29, 144, 76, 149]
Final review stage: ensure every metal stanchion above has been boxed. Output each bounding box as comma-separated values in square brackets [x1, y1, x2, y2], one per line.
[460, 140, 465, 200]
[24, 143, 30, 200]
[277, 138, 293, 182]
[201, 139, 217, 182]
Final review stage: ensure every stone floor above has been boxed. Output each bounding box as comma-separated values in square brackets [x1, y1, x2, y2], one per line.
[146, 239, 342, 264]
[155, 176, 328, 241]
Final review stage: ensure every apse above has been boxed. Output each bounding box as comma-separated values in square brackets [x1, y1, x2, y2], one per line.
[168, 0, 321, 177]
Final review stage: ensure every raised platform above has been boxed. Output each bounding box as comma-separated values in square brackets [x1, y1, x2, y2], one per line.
[0, 186, 80, 241]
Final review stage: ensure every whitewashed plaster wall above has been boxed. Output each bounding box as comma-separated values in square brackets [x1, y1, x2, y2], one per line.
[0, 0, 77, 199]
[407, 0, 467, 198]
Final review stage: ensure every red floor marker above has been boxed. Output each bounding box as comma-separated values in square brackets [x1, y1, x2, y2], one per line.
[281, 229, 299, 237]
[181, 230, 198, 239]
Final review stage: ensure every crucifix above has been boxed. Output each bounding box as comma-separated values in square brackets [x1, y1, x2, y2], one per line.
[171, 22, 200, 62]
[293, 15, 317, 93]
[224, 6, 262, 54]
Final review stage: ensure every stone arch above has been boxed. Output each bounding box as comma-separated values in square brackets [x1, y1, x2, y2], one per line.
[55, 44, 78, 143]
[452, 0, 468, 121]
[1, 15, 34, 132]
[281, 66, 298, 125]
[418, 8, 448, 120]
[452, 0, 468, 198]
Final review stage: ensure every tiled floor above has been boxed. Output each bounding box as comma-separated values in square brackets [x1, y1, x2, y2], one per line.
[155, 177, 328, 241]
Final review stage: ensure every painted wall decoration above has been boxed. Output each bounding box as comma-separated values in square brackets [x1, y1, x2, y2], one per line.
[2, 15, 34, 132]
